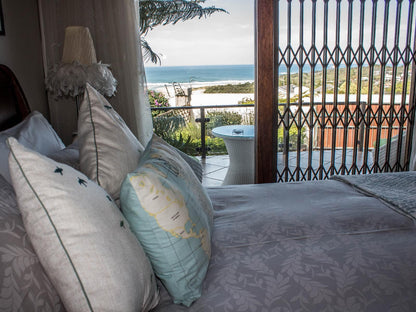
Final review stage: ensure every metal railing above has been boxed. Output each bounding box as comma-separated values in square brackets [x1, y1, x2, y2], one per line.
[152, 97, 413, 181]
[153, 0, 416, 184]
[151, 104, 255, 158]
[272, 0, 416, 182]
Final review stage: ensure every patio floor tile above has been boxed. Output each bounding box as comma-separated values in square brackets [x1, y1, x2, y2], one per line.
[199, 150, 375, 187]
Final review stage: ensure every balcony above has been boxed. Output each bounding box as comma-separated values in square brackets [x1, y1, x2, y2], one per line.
[151, 102, 400, 186]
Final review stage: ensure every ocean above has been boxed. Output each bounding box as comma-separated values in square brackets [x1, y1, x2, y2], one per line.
[145, 63, 400, 90]
[145, 64, 254, 89]
[144, 64, 328, 89]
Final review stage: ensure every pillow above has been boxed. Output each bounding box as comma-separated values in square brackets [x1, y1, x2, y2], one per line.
[120, 134, 213, 306]
[78, 84, 144, 202]
[48, 140, 80, 171]
[175, 147, 203, 182]
[0, 111, 65, 184]
[7, 137, 159, 312]
[0, 174, 65, 311]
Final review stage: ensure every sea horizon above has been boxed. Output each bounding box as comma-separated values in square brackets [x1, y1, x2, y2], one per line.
[145, 63, 400, 90]
[144, 63, 340, 89]
[145, 64, 255, 88]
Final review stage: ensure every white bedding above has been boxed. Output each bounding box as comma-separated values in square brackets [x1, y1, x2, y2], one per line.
[155, 178, 416, 311]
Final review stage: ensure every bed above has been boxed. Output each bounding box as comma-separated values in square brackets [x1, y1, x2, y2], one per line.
[155, 178, 416, 311]
[0, 64, 415, 311]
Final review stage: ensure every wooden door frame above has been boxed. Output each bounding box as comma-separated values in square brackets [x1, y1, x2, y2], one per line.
[255, 0, 277, 183]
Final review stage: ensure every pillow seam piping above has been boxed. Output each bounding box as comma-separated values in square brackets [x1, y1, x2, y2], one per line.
[86, 90, 101, 186]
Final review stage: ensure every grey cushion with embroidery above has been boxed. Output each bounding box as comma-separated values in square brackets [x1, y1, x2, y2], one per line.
[7, 137, 159, 312]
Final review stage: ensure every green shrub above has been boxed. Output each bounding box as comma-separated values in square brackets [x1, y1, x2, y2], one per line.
[204, 82, 254, 93]
[153, 110, 245, 156]
[152, 115, 195, 152]
[205, 137, 226, 154]
[277, 125, 307, 151]
[154, 118, 228, 156]
[206, 111, 243, 135]
[172, 122, 201, 155]
[177, 122, 200, 139]
[148, 90, 169, 117]
[153, 115, 185, 137]
[238, 97, 255, 105]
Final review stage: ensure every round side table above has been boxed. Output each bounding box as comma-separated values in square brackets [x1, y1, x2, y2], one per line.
[212, 125, 254, 185]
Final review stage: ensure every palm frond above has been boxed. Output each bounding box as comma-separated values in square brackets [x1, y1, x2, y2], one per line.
[141, 38, 161, 64]
[139, 0, 228, 36]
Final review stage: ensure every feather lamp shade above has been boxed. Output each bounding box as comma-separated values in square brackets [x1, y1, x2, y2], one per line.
[46, 26, 117, 99]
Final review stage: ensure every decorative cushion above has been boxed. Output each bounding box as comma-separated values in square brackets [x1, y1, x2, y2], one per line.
[175, 147, 203, 182]
[49, 140, 80, 171]
[0, 175, 65, 311]
[120, 135, 213, 306]
[0, 111, 65, 184]
[7, 137, 159, 312]
[78, 84, 144, 201]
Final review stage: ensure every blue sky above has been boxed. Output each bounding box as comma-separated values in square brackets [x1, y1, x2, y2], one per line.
[144, 0, 255, 67]
[144, 0, 414, 67]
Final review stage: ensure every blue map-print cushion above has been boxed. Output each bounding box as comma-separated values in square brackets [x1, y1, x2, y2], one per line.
[121, 135, 213, 306]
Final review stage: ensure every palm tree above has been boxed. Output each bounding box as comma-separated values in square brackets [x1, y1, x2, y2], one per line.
[139, 0, 227, 64]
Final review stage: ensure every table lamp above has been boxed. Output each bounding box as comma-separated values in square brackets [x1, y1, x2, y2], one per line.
[45, 26, 117, 114]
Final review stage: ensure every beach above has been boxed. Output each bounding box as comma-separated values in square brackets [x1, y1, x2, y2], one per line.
[146, 63, 410, 108]
[153, 83, 253, 107]
[145, 64, 255, 107]
[152, 81, 409, 110]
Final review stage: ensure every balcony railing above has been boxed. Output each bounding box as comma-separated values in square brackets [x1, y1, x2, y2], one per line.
[151, 104, 255, 158]
[151, 98, 411, 182]
[256, 0, 416, 183]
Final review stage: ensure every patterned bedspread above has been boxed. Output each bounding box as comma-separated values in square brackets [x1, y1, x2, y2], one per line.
[332, 171, 416, 219]
[154, 176, 416, 312]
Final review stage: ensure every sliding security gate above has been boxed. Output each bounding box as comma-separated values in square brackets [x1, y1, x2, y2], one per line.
[266, 0, 416, 182]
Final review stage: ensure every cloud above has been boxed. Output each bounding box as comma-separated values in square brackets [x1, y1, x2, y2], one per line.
[144, 0, 254, 66]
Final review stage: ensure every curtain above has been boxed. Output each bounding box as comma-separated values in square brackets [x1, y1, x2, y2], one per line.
[38, 0, 153, 146]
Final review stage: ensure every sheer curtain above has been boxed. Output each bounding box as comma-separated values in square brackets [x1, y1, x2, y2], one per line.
[38, 0, 153, 146]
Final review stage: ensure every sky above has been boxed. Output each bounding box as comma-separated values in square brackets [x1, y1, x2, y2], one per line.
[143, 0, 415, 68]
[143, 0, 255, 67]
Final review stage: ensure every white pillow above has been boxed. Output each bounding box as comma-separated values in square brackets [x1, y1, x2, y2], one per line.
[78, 84, 144, 202]
[7, 137, 159, 312]
[0, 111, 65, 183]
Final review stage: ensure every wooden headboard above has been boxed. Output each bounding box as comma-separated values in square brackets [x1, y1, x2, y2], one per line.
[0, 64, 31, 131]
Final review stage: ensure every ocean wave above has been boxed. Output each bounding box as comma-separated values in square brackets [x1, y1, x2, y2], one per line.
[147, 80, 254, 90]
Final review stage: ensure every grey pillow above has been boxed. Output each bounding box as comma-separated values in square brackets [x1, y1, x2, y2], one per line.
[8, 138, 159, 312]
[78, 84, 144, 202]
[0, 175, 65, 311]
[0, 111, 65, 184]
[48, 141, 80, 171]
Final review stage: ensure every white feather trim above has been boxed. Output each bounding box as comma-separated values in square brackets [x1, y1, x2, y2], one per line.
[45, 61, 117, 98]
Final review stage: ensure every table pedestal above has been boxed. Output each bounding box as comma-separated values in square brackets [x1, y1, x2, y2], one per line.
[222, 138, 254, 185]
[212, 125, 255, 185]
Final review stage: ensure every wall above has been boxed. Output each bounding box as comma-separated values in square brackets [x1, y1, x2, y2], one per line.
[0, 0, 48, 118]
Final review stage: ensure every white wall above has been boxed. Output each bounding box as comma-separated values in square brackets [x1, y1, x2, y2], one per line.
[0, 0, 48, 118]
